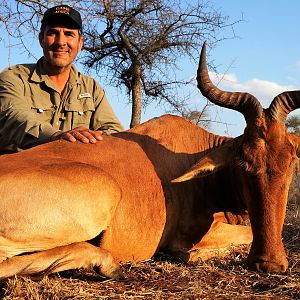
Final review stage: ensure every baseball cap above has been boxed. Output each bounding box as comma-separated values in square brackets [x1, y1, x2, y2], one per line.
[41, 5, 82, 29]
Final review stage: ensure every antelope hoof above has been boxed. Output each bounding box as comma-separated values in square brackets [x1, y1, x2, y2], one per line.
[248, 259, 288, 273]
[94, 255, 125, 280]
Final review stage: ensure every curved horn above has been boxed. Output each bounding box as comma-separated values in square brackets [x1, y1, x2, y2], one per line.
[198, 42, 263, 124]
[268, 91, 300, 123]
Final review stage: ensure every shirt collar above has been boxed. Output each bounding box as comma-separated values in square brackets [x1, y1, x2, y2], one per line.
[30, 57, 79, 87]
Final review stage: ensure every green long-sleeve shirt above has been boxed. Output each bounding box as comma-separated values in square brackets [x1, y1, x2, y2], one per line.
[0, 58, 124, 152]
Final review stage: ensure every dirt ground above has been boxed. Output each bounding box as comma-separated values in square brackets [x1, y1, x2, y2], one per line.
[0, 213, 298, 300]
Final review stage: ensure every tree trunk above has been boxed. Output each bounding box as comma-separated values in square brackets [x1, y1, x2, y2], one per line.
[130, 60, 142, 128]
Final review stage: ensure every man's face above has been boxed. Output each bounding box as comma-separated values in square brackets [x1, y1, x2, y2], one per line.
[39, 24, 83, 72]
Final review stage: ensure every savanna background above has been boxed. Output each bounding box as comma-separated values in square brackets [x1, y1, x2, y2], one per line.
[0, 0, 299, 299]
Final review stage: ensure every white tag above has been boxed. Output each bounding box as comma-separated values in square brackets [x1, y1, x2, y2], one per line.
[79, 93, 91, 99]
[78, 111, 84, 115]
[38, 108, 44, 113]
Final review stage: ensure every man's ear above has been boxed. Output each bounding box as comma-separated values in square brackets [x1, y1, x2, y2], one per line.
[78, 36, 84, 51]
[38, 32, 44, 48]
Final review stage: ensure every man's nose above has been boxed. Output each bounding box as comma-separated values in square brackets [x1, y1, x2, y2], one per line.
[55, 33, 67, 45]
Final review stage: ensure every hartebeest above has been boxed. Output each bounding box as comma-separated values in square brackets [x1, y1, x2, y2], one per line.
[0, 42, 298, 279]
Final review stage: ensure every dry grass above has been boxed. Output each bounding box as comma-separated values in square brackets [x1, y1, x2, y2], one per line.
[1, 213, 299, 300]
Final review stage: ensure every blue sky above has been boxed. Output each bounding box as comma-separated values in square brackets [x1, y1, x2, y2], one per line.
[0, 1, 299, 137]
[205, 0, 300, 136]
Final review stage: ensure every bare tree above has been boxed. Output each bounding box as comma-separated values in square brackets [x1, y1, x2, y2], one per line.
[0, 0, 238, 128]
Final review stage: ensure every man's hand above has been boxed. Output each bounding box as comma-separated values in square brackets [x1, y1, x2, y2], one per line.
[50, 127, 103, 144]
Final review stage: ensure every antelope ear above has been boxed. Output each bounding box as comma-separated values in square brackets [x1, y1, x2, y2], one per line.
[172, 136, 242, 183]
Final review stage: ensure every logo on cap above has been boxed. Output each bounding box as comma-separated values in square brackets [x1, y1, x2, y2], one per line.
[55, 6, 70, 15]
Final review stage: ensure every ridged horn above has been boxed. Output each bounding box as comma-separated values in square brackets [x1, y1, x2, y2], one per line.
[268, 91, 300, 124]
[198, 41, 263, 125]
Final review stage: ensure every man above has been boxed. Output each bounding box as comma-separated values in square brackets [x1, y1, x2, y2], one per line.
[0, 5, 123, 153]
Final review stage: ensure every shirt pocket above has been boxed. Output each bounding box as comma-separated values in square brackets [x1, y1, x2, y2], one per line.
[31, 98, 55, 122]
[64, 98, 95, 128]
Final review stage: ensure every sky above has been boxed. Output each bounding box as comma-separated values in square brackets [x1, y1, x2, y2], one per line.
[0, 1, 299, 137]
[205, 0, 300, 136]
